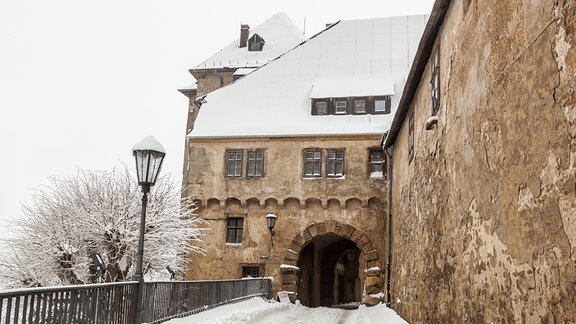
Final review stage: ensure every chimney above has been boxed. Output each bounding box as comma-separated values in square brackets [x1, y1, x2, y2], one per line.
[240, 24, 250, 48]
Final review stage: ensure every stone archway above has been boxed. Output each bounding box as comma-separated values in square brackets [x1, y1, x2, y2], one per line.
[280, 220, 380, 306]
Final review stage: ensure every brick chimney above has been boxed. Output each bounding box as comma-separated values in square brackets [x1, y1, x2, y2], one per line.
[240, 24, 250, 48]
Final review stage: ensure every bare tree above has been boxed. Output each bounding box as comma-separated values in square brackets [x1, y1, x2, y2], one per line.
[0, 167, 205, 288]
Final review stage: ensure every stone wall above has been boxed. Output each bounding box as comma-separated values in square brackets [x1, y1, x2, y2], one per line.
[389, 0, 576, 322]
[184, 137, 387, 298]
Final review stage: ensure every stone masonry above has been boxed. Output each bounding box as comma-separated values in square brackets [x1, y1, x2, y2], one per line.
[387, 0, 576, 322]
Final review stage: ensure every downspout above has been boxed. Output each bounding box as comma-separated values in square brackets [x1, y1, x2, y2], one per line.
[385, 146, 393, 306]
[184, 136, 191, 198]
[213, 70, 224, 87]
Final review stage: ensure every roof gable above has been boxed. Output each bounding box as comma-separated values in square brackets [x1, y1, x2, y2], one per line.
[192, 12, 306, 70]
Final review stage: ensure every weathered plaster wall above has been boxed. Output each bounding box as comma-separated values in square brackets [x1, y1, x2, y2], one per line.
[185, 137, 387, 296]
[390, 0, 576, 322]
[187, 137, 385, 205]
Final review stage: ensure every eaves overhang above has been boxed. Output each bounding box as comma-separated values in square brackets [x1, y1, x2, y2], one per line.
[383, 0, 451, 149]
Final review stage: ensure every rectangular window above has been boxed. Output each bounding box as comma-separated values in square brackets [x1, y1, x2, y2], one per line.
[316, 102, 328, 115]
[353, 99, 366, 114]
[312, 99, 329, 115]
[373, 96, 391, 114]
[326, 150, 345, 177]
[242, 266, 260, 278]
[334, 99, 347, 114]
[304, 149, 322, 177]
[369, 150, 384, 178]
[408, 112, 414, 163]
[226, 151, 243, 178]
[247, 150, 264, 177]
[431, 50, 440, 115]
[226, 217, 243, 244]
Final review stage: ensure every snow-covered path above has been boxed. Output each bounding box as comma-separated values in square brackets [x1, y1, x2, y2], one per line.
[164, 297, 408, 324]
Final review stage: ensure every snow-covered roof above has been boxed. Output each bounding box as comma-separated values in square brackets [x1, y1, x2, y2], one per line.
[188, 15, 429, 139]
[310, 76, 396, 98]
[178, 83, 197, 91]
[192, 12, 306, 70]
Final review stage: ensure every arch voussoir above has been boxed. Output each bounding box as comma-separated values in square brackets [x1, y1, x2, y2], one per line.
[280, 221, 382, 304]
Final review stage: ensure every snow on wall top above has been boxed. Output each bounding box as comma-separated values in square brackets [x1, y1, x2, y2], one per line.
[188, 15, 429, 139]
[193, 12, 306, 70]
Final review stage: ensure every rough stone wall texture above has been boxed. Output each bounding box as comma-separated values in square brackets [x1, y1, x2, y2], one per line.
[390, 0, 576, 322]
[185, 137, 387, 296]
[182, 70, 236, 189]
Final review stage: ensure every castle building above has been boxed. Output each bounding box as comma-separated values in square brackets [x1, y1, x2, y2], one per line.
[182, 14, 427, 306]
[178, 13, 306, 137]
[383, 0, 576, 321]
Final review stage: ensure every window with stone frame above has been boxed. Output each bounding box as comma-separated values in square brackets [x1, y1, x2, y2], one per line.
[326, 149, 345, 177]
[408, 112, 414, 163]
[241, 265, 261, 278]
[246, 150, 264, 178]
[226, 217, 244, 244]
[226, 150, 243, 178]
[369, 149, 385, 179]
[303, 149, 322, 177]
[431, 49, 440, 115]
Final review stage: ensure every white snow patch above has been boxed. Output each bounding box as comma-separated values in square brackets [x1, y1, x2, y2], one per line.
[280, 264, 300, 270]
[370, 171, 384, 179]
[164, 297, 408, 324]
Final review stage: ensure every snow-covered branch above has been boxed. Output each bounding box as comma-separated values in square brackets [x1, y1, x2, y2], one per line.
[0, 167, 206, 288]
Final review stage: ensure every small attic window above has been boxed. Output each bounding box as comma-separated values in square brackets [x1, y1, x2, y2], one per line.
[248, 34, 265, 52]
[311, 95, 391, 116]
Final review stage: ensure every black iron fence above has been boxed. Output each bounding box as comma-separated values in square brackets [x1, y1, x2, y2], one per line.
[0, 282, 136, 324]
[0, 278, 272, 324]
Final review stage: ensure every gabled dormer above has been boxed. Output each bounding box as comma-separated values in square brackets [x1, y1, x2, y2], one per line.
[248, 34, 265, 51]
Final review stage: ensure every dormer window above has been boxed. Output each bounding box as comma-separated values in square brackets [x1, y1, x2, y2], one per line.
[334, 99, 347, 114]
[248, 34, 265, 52]
[312, 99, 330, 115]
[310, 77, 394, 115]
[374, 96, 391, 114]
[353, 99, 367, 114]
[311, 96, 392, 116]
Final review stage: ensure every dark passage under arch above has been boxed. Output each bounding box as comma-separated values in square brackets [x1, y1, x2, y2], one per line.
[297, 234, 361, 307]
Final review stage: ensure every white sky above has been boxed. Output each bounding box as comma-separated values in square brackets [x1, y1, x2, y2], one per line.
[0, 0, 434, 239]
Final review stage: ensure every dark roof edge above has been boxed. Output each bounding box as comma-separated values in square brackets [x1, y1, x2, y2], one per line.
[383, 0, 451, 149]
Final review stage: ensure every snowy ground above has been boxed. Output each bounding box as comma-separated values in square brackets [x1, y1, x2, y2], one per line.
[163, 297, 408, 324]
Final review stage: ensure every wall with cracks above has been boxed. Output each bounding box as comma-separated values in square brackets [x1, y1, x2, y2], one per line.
[388, 0, 576, 322]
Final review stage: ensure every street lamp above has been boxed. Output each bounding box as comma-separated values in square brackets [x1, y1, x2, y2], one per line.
[90, 252, 106, 280]
[132, 135, 165, 324]
[266, 212, 277, 246]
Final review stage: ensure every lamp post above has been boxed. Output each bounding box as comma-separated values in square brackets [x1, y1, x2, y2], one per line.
[132, 136, 165, 324]
[266, 212, 277, 247]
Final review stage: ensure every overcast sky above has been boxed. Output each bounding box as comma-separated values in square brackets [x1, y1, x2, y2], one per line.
[0, 0, 434, 238]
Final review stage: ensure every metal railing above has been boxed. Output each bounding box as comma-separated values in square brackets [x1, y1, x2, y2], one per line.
[142, 278, 272, 323]
[0, 282, 136, 324]
[0, 278, 272, 324]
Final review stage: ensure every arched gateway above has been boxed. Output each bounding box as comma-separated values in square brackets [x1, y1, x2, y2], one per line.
[280, 220, 381, 307]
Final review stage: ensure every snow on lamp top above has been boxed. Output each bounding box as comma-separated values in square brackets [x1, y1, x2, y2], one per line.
[132, 136, 166, 190]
